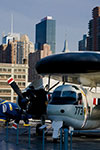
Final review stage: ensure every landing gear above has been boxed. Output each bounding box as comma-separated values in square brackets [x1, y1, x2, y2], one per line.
[36, 124, 43, 136]
[36, 115, 46, 136]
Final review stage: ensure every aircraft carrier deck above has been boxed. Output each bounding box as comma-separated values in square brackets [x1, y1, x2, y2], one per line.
[0, 121, 100, 150]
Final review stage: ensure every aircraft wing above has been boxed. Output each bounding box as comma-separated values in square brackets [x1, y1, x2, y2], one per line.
[35, 51, 100, 87]
[0, 117, 6, 122]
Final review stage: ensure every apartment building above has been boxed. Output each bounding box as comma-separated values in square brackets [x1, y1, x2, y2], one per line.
[78, 6, 100, 51]
[0, 63, 28, 103]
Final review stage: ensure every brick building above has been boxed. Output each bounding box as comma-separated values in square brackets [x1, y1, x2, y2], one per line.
[78, 6, 100, 51]
[88, 7, 100, 51]
[28, 44, 52, 83]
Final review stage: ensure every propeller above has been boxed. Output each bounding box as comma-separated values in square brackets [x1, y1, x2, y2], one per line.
[8, 77, 28, 110]
[8, 77, 47, 119]
[8, 77, 30, 125]
[8, 77, 24, 99]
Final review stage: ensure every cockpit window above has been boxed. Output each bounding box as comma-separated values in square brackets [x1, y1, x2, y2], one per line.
[50, 91, 77, 105]
[62, 91, 76, 98]
[52, 91, 61, 98]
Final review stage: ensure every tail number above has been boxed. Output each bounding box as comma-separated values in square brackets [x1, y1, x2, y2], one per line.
[75, 106, 83, 115]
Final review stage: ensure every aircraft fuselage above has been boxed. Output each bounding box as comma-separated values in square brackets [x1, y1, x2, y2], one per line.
[47, 84, 100, 130]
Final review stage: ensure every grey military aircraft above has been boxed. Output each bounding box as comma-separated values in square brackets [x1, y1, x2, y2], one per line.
[36, 51, 100, 138]
[8, 51, 100, 139]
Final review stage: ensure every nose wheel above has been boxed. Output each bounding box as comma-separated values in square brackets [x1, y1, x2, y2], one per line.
[36, 124, 43, 136]
[36, 115, 46, 136]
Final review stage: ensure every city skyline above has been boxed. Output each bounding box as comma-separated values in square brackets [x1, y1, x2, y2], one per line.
[0, 0, 99, 53]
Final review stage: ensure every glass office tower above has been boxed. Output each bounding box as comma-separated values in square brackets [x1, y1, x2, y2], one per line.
[35, 16, 56, 53]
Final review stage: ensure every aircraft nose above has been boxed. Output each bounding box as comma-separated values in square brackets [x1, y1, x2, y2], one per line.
[47, 104, 66, 117]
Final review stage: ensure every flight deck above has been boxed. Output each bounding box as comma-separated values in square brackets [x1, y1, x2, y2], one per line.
[0, 121, 100, 150]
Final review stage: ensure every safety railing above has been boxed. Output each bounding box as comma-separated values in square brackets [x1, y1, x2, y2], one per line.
[5, 123, 100, 150]
[5, 122, 31, 149]
[65, 129, 100, 150]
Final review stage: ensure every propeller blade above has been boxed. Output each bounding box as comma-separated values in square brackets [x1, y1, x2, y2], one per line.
[8, 77, 24, 99]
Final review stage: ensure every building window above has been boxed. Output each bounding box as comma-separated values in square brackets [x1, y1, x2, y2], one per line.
[18, 69, 21, 72]
[0, 75, 11, 79]
[22, 82, 25, 86]
[8, 69, 11, 72]
[3, 68, 7, 72]
[0, 89, 11, 94]
[1, 97, 11, 100]
[22, 75, 25, 79]
[18, 75, 21, 78]
[14, 75, 17, 79]
[0, 82, 9, 86]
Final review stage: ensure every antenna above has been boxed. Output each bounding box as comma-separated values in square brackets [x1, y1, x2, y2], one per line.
[62, 31, 69, 52]
[65, 32, 67, 40]
[11, 14, 13, 34]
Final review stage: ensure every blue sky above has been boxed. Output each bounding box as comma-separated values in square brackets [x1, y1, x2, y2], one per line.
[0, 0, 99, 53]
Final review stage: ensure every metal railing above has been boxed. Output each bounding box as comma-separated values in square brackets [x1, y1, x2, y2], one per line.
[5, 123, 31, 149]
[5, 123, 100, 150]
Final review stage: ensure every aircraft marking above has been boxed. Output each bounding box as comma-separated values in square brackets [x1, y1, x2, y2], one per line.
[0, 119, 6, 122]
[75, 106, 83, 115]
[8, 77, 14, 84]
[2, 104, 7, 113]
[9, 103, 13, 111]
[0, 101, 8, 104]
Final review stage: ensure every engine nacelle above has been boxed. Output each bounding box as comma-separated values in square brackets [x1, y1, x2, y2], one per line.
[16, 88, 47, 118]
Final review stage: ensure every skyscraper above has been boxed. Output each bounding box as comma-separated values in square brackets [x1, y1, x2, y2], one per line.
[78, 34, 88, 51]
[88, 7, 100, 51]
[35, 16, 56, 53]
[78, 6, 100, 51]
